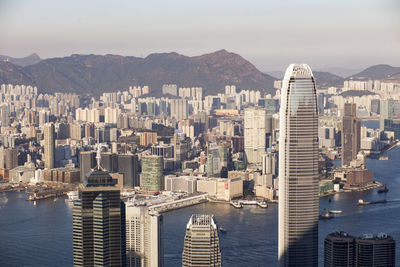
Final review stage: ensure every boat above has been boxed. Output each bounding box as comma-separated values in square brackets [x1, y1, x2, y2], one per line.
[377, 185, 388, 194]
[66, 191, 79, 202]
[257, 201, 268, 208]
[358, 199, 387, 205]
[329, 210, 343, 214]
[219, 227, 227, 233]
[319, 209, 332, 220]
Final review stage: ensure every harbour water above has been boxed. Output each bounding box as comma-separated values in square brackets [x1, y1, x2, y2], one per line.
[1, 142, 400, 266]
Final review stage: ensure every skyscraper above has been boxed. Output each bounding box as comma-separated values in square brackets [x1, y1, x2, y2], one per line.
[44, 123, 55, 169]
[79, 151, 96, 182]
[278, 64, 319, 267]
[324, 231, 396, 267]
[118, 154, 139, 187]
[141, 155, 163, 191]
[341, 103, 361, 166]
[355, 233, 395, 267]
[126, 206, 163, 267]
[73, 151, 126, 267]
[244, 107, 267, 164]
[182, 214, 221, 267]
[380, 98, 393, 130]
[324, 231, 356, 267]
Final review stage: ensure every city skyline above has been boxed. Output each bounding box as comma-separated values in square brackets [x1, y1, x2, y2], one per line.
[1, 0, 399, 71]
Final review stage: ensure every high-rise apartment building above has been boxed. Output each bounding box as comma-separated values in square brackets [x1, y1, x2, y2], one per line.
[44, 123, 55, 169]
[244, 107, 267, 164]
[278, 64, 319, 267]
[182, 214, 221, 267]
[342, 103, 361, 166]
[73, 157, 126, 267]
[126, 206, 163, 267]
[141, 155, 163, 191]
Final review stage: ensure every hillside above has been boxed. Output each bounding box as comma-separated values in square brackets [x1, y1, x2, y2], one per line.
[0, 53, 41, 67]
[347, 64, 400, 80]
[0, 50, 276, 96]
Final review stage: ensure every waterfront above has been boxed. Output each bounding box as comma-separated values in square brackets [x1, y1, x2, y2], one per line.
[1, 145, 400, 266]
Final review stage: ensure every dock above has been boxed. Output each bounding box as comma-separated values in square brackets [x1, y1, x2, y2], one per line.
[230, 200, 268, 208]
[147, 194, 208, 214]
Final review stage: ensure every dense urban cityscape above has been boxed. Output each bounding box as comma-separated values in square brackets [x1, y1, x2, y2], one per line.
[0, 60, 399, 266]
[1, 1, 399, 267]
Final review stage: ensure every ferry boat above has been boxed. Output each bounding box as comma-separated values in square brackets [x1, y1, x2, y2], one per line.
[329, 210, 343, 214]
[66, 191, 79, 202]
[358, 199, 387, 205]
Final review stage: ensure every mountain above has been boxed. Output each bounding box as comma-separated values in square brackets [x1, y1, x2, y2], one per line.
[347, 64, 400, 80]
[265, 69, 344, 88]
[0, 50, 276, 96]
[315, 66, 363, 78]
[313, 71, 344, 88]
[0, 53, 41, 67]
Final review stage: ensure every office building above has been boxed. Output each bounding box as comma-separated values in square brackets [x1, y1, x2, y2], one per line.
[126, 206, 163, 267]
[244, 107, 266, 164]
[182, 214, 221, 267]
[44, 123, 55, 169]
[356, 233, 395, 267]
[380, 99, 393, 130]
[324, 232, 395, 267]
[141, 155, 163, 191]
[278, 64, 319, 267]
[79, 151, 96, 182]
[118, 154, 139, 187]
[324, 231, 356, 267]
[342, 103, 361, 166]
[73, 154, 126, 267]
[100, 152, 119, 173]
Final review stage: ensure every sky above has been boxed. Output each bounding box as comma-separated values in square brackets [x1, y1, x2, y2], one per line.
[0, 0, 399, 71]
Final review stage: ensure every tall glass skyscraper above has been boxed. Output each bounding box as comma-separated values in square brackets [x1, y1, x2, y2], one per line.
[278, 64, 319, 267]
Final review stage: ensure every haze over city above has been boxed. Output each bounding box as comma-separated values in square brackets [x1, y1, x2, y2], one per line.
[1, 0, 399, 71]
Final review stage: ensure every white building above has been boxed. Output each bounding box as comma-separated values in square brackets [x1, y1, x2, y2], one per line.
[244, 107, 267, 164]
[126, 206, 163, 267]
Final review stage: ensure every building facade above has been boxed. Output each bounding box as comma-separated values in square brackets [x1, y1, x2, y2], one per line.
[72, 167, 126, 267]
[278, 64, 319, 267]
[182, 214, 221, 267]
[126, 206, 163, 267]
[342, 103, 361, 166]
[44, 123, 55, 169]
[141, 155, 163, 191]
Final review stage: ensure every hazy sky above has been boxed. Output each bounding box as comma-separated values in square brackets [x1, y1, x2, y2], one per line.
[0, 0, 399, 71]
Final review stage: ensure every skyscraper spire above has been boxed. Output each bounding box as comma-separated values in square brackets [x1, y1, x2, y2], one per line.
[96, 142, 101, 171]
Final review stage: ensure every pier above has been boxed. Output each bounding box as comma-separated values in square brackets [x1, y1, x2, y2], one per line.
[147, 194, 209, 214]
[230, 200, 268, 208]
